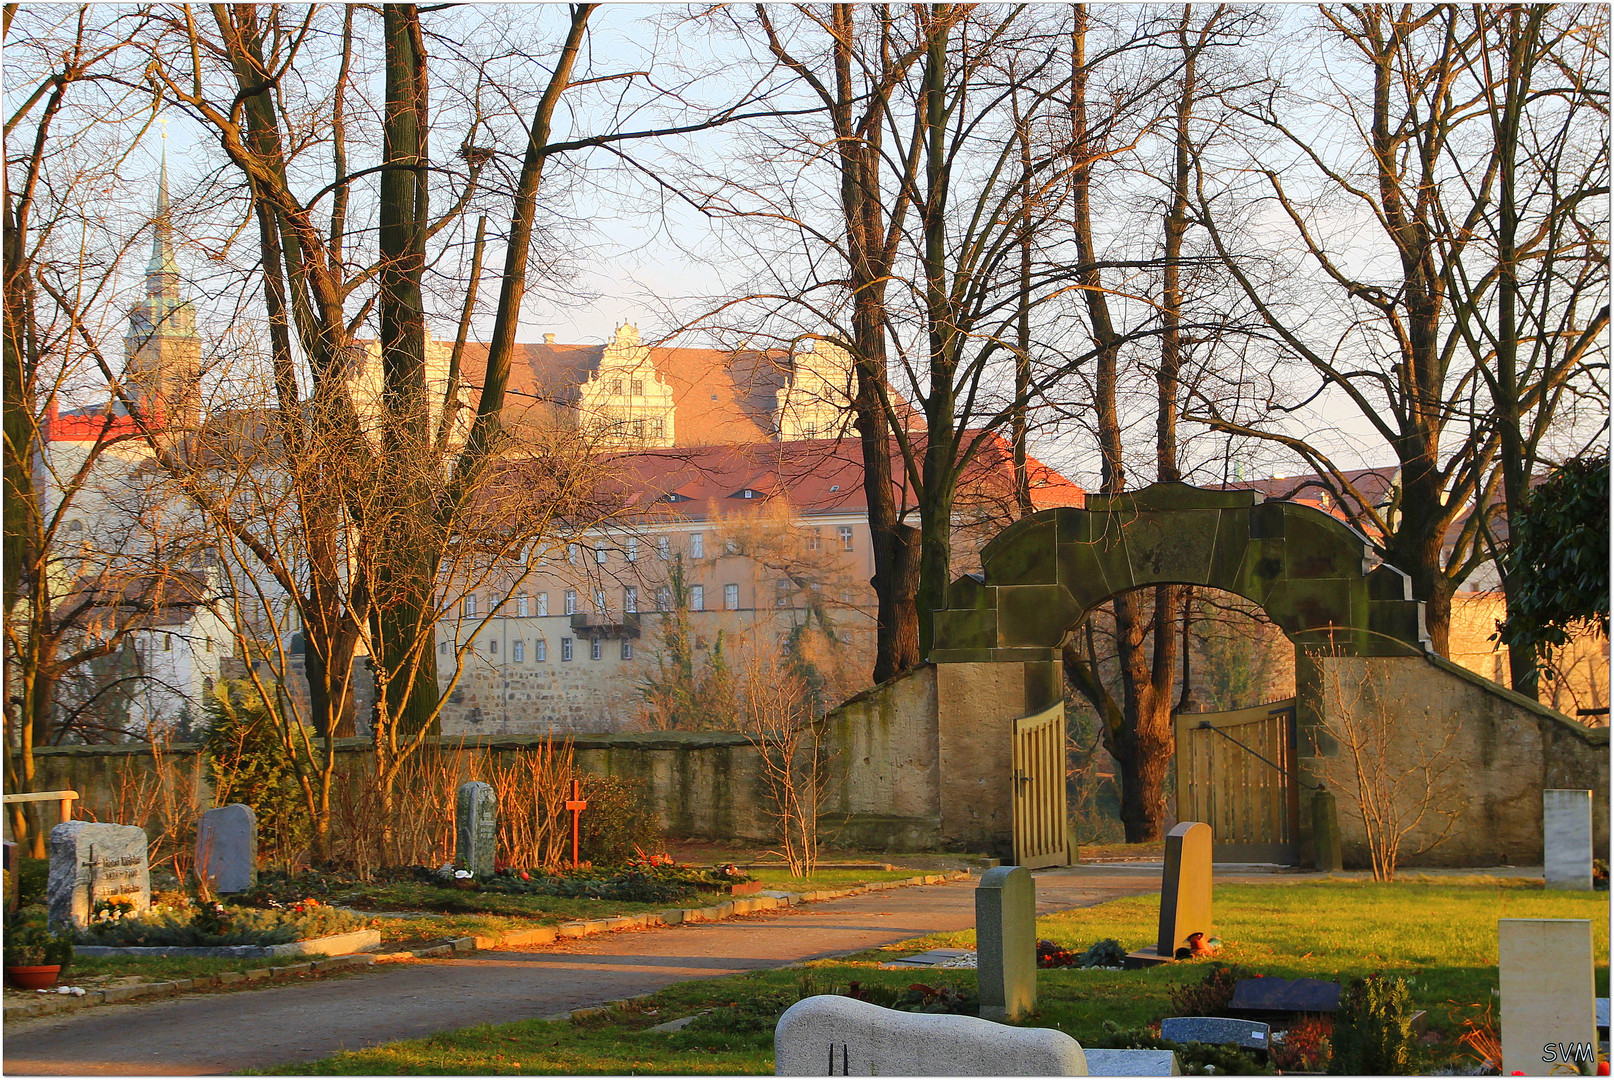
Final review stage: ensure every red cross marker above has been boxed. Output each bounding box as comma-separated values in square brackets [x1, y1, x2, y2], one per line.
[565, 779, 588, 867]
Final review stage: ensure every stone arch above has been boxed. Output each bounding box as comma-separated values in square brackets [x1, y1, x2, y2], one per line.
[931, 481, 1430, 662]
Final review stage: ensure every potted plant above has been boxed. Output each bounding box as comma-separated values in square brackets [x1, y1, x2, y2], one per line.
[5, 921, 73, 990]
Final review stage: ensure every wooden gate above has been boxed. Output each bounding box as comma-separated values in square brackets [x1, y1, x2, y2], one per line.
[1174, 699, 1300, 864]
[1012, 702, 1071, 868]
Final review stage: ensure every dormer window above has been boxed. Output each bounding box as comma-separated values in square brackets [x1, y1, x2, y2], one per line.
[663, 491, 691, 503]
[732, 488, 761, 500]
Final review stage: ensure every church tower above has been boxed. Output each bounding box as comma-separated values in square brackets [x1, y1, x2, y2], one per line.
[123, 151, 200, 431]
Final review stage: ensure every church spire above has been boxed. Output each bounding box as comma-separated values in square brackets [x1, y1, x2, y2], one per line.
[146, 147, 180, 295]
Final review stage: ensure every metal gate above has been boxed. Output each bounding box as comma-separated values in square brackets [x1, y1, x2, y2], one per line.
[1174, 699, 1300, 864]
[1012, 702, 1071, 868]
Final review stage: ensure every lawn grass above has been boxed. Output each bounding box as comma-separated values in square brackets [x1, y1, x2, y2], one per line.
[266, 876, 1608, 1076]
[348, 868, 930, 944]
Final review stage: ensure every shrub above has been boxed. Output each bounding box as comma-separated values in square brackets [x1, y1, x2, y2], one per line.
[577, 774, 660, 866]
[16, 857, 48, 907]
[1329, 972, 1415, 1075]
[203, 681, 310, 866]
[4, 920, 74, 968]
[1271, 1017, 1332, 1072]
[1167, 961, 1252, 1017]
[1079, 938, 1127, 968]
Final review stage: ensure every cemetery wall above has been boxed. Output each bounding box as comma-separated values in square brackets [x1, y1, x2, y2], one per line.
[820, 664, 941, 849]
[1297, 652, 1609, 868]
[18, 731, 777, 844]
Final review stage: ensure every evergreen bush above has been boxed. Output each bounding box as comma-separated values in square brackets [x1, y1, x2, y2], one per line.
[1328, 972, 1415, 1075]
[577, 774, 660, 865]
[203, 681, 310, 865]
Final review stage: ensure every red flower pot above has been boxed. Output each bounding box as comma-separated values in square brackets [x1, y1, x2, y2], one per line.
[6, 964, 61, 990]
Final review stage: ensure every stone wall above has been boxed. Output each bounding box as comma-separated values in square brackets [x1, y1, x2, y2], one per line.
[8, 731, 774, 846]
[1295, 651, 1609, 868]
[819, 664, 941, 850]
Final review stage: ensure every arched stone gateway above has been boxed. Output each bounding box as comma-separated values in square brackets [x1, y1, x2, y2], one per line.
[931, 481, 1428, 662]
[820, 482, 1607, 871]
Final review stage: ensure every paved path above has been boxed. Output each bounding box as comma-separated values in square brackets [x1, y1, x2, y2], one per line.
[2, 865, 1304, 1075]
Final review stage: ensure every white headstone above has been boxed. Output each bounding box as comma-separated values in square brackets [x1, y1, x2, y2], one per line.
[1081, 1049, 1181, 1076]
[47, 821, 150, 930]
[1542, 790, 1593, 891]
[456, 781, 498, 877]
[774, 995, 1087, 1076]
[1499, 919, 1599, 1076]
[196, 803, 257, 894]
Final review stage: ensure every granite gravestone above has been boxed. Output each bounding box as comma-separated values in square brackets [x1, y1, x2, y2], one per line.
[976, 865, 1036, 1022]
[196, 803, 257, 894]
[47, 821, 150, 930]
[1542, 790, 1593, 891]
[1160, 1017, 1270, 1052]
[1499, 919, 1599, 1076]
[456, 781, 498, 877]
[1128, 821, 1213, 966]
[1228, 976, 1340, 1018]
[774, 994, 1086, 1076]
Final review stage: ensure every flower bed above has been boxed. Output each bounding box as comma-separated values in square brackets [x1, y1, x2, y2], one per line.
[419, 858, 755, 905]
[75, 894, 370, 949]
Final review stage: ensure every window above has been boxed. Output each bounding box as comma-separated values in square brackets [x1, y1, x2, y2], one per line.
[595, 542, 607, 565]
[610, 378, 623, 395]
[590, 638, 603, 661]
[725, 536, 739, 554]
[564, 589, 577, 615]
[624, 587, 638, 613]
[567, 543, 580, 565]
[802, 422, 818, 439]
[513, 639, 525, 662]
[691, 584, 705, 611]
[489, 639, 499, 654]
[724, 583, 739, 610]
[630, 378, 644, 396]
[657, 535, 670, 560]
[162, 636, 172, 652]
[657, 586, 671, 612]
[838, 526, 854, 551]
[627, 537, 638, 562]
[535, 638, 547, 662]
[67, 519, 83, 533]
[561, 637, 573, 661]
[537, 592, 549, 617]
[776, 582, 790, 607]
[464, 594, 477, 616]
[808, 528, 821, 551]
[439, 639, 447, 654]
[691, 532, 704, 559]
[516, 594, 529, 618]
[205, 637, 214, 653]
[650, 417, 665, 440]
[621, 639, 633, 661]
[632, 418, 646, 441]
[594, 589, 607, 614]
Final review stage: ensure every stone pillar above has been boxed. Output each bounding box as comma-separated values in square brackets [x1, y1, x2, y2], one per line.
[1311, 788, 1342, 872]
[455, 781, 498, 877]
[976, 865, 1037, 1023]
[1543, 790, 1593, 891]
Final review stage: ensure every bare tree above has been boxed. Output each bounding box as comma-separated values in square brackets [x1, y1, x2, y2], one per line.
[736, 639, 830, 878]
[1318, 656, 1468, 881]
[1189, 4, 1608, 660]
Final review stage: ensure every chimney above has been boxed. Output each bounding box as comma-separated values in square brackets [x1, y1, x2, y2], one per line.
[544, 333, 555, 345]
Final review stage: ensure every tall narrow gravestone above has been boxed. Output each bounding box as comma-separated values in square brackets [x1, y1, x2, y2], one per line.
[47, 821, 150, 930]
[1126, 821, 1213, 967]
[1499, 919, 1598, 1076]
[977, 865, 1036, 1022]
[1542, 790, 1593, 891]
[456, 781, 498, 877]
[1157, 821, 1213, 958]
[196, 804, 257, 894]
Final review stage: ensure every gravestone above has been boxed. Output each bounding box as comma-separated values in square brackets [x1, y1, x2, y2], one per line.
[976, 865, 1036, 1022]
[1228, 976, 1340, 1018]
[1542, 790, 1593, 891]
[455, 781, 498, 877]
[1127, 821, 1212, 967]
[1081, 1049, 1180, 1076]
[196, 804, 257, 894]
[47, 821, 150, 930]
[774, 994, 1086, 1076]
[1160, 1017, 1270, 1052]
[1499, 919, 1599, 1076]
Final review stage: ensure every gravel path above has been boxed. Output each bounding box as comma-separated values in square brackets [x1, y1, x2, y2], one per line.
[2, 864, 1306, 1075]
